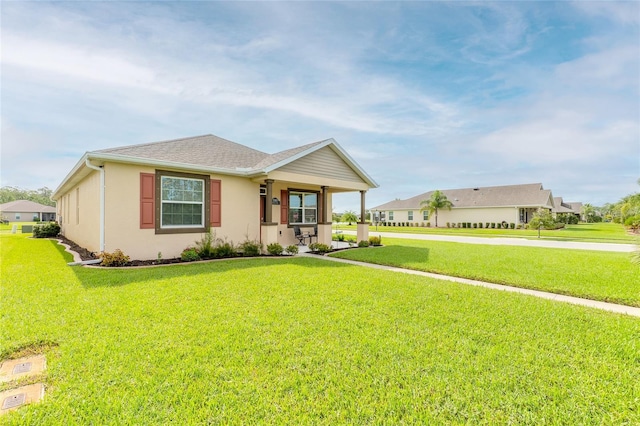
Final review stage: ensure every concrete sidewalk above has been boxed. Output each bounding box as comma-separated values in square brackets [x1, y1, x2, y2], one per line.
[341, 230, 636, 252]
[301, 253, 640, 317]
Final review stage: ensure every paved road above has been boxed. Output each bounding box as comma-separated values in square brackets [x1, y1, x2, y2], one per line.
[342, 230, 636, 252]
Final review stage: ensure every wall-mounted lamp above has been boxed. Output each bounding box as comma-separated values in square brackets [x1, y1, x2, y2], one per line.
[272, 197, 281, 205]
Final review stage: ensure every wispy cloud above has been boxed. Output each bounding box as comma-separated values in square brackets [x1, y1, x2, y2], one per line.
[1, 1, 637, 208]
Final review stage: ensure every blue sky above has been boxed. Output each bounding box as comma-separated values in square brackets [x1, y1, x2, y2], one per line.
[1, 1, 638, 211]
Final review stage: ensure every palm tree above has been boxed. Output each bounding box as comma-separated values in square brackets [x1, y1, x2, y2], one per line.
[420, 190, 453, 228]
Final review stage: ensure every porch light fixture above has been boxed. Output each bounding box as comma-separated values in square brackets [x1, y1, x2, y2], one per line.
[272, 197, 281, 205]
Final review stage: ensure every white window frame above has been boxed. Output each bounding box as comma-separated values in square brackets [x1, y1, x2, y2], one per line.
[289, 191, 318, 225]
[408, 211, 413, 221]
[423, 210, 429, 221]
[389, 211, 394, 221]
[160, 176, 205, 229]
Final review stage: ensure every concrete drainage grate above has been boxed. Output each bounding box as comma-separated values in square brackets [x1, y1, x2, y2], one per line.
[0, 355, 45, 383]
[2, 393, 25, 410]
[12, 363, 32, 375]
[0, 383, 44, 415]
[0, 355, 47, 416]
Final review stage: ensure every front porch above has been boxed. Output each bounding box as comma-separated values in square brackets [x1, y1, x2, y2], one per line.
[259, 178, 370, 248]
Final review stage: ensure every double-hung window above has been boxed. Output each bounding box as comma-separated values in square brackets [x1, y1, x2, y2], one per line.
[388, 211, 394, 221]
[423, 210, 429, 221]
[408, 211, 413, 221]
[289, 191, 317, 224]
[160, 176, 204, 228]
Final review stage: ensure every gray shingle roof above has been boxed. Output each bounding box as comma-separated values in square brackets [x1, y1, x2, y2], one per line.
[372, 183, 554, 210]
[553, 197, 576, 213]
[94, 134, 270, 170]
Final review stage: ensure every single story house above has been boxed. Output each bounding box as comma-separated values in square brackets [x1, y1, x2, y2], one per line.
[371, 183, 555, 226]
[0, 200, 56, 222]
[52, 134, 378, 260]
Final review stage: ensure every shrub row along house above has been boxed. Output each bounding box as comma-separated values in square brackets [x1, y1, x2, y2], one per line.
[52, 134, 378, 260]
[371, 183, 582, 227]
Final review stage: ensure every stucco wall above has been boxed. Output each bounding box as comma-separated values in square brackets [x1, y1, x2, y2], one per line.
[57, 170, 101, 252]
[101, 162, 261, 260]
[378, 207, 522, 227]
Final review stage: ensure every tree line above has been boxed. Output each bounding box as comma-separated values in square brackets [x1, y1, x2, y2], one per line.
[0, 186, 55, 207]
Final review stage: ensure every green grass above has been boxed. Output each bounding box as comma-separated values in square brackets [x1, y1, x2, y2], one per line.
[335, 222, 637, 243]
[330, 237, 640, 307]
[0, 222, 38, 233]
[1, 234, 640, 424]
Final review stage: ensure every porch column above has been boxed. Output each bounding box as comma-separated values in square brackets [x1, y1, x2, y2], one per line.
[318, 186, 332, 245]
[357, 190, 369, 243]
[261, 179, 278, 251]
[320, 186, 328, 224]
[264, 179, 274, 224]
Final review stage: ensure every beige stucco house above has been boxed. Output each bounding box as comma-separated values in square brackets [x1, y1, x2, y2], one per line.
[371, 183, 555, 227]
[0, 200, 56, 222]
[52, 134, 378, 260]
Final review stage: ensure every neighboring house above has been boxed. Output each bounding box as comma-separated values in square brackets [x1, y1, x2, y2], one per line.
[552, 197, 583, 219]
[371, 183, 555, 227]
[0, 200, 56, 222]
[52, 134, 378, 260]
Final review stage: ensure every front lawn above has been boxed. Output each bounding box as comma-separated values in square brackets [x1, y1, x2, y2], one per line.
[1, 234, 639, 424]
[330, 237, 640, 307]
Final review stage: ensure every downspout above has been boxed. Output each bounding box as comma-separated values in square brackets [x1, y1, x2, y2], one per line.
[85, 158, 105, 253]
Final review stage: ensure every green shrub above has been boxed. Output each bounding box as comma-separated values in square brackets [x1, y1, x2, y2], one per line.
[214, 241, 236, 258]
[510, 223, 516, 229]
[446, 222, 450, 228]
[239, 239, 262, 257]
[426, 222, 430, 227]
[486, 222, 490, 229]
[624, 215, 640, 231]
[358, 240, 369, 248]
[491, 223, 496, 229]
[368, 235, 382, 246]
[336, 233, 345, 242]
[99, 249, 130, 267]
[195, 231, 216, 258]
[32, 222, 61, 238]
[308, 242, 331, 254]
[266, 243, 283, 256]
[284, 245, 299, 255]
[473, 223, 477, 228]
[181, 248, 200, 262]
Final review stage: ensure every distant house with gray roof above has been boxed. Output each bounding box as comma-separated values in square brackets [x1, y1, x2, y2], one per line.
[52, 134, 378, 260]
[552, 197, 583, 219]
[0, 200, 56, 222]
[371, 183, 555, 227]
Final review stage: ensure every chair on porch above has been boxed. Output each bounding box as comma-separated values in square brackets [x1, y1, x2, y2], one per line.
[293, 226, 306, 245]
[307, 224, 318, 243]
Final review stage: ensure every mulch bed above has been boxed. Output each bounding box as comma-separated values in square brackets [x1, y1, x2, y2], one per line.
[56, 236, 182, 266]
[56, 236, 97, 261]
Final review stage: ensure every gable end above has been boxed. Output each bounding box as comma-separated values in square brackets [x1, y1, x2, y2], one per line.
[276, 146, 364, 183]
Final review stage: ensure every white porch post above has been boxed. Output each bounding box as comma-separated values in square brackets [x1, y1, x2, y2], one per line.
[357, 190, 369, 243]
[318, 186, 332, 245]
